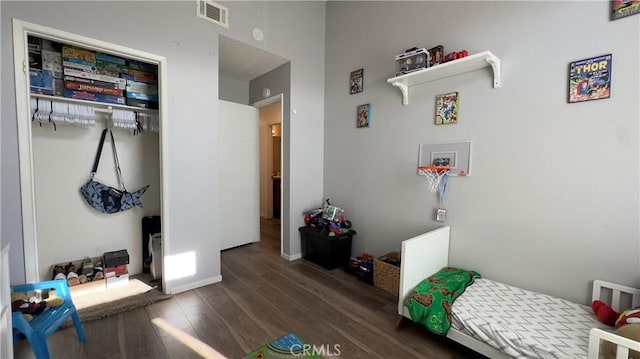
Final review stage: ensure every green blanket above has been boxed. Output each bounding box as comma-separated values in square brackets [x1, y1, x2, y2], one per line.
[404, 267, 480, 335]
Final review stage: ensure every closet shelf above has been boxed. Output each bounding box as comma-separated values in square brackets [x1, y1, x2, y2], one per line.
[30, 93, 158, 114]
[387, 50, 501, 105]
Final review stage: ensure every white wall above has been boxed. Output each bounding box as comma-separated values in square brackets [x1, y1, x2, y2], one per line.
[2, 1, 326, 287]
[324, 1, 639, 304]
[31, 124, 160, 280]
[219, 74, 249, 105]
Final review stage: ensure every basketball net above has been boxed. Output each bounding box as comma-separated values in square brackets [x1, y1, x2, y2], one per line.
[418, 166, 450, 195]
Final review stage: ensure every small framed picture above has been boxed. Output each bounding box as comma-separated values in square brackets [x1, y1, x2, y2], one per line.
[568, 54, 612, 103]
[356, 103, 370, 128]
[435, 92, 459, 125]
[611, 0, 640, 20]
[350, 68, 363, 94]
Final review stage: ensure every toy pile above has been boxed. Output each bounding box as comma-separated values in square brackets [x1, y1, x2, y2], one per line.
[303, 199, 353, 236]
[11, 291, 64, 323]
[346, 253, 374, 284]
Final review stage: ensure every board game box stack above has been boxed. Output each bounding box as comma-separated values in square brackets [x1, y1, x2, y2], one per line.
[62, 45, 126, 106]
[28, 36, 64, 97]
[122, 60, 159, 110]
[27, 35, 159, 110]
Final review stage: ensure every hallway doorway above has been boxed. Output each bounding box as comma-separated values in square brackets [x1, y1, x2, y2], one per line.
[254, 95, 283, 253]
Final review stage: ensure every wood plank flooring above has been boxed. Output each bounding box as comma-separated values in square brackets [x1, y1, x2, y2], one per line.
[13, 218, 484, 359]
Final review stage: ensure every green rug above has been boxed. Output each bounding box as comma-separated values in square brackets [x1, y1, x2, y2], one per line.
[243, 333, 322, 359]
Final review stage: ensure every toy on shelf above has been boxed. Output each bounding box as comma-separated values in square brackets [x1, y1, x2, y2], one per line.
[445, 50, 469, 62]
[395, 47, 430, 76]
[428, 45, 444, 67]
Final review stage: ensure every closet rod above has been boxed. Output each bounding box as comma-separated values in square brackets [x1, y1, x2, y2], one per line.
[30, 93, 158, 114]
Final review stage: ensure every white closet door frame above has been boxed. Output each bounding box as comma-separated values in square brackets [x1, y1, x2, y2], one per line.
[0, 244, 13, 359]
[11, 19, 171, 291]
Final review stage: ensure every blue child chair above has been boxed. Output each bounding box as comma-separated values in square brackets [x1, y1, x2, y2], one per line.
[12, 279, 86, 359]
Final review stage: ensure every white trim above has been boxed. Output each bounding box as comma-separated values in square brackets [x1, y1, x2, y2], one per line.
[158, 56, 171, 295]
[281, 252, 302, 261]
[11, 19, 170, 286]
[1, 245, 13, 359]
[167, 275, 222, 295]
[13, 19, 39, 283]
[252, 94, 284, 258]
[252, 93, 282, 108]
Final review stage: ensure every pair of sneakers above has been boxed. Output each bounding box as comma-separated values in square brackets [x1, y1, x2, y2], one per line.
[92, 259, 105, 280]
[52, 258, 104, 286]
[52, 262, 81, 286]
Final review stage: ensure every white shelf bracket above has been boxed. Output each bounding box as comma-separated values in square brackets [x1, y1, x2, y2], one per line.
[392, 82, 409, 105]
[485, 55, 501, 88]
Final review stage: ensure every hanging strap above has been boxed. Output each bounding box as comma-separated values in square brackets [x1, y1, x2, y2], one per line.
[89, 129, 109, 179]
[89, 129, 127, 191]
[109, 130, 127, 191]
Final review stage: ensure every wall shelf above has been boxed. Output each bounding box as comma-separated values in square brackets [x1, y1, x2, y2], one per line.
[30, 93, 158, 114]
[387, 50, 501, 105]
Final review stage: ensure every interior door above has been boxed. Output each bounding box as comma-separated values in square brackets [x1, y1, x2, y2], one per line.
[218, 100, 260, 250]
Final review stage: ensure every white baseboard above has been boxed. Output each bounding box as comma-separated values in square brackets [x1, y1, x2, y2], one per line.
[281, 252, 302, 261]
[166, 275, 222, 295]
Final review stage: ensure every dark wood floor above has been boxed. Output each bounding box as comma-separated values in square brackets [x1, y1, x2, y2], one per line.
[14, 218, 483, 359]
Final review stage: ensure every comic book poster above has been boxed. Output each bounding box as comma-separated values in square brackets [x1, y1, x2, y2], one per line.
[350, 68, 363, 94]
[612, 0, 640, 20]
[568, 54, 612, 103]
[435, 92, 459, 125]
[356, 103, 370, 128]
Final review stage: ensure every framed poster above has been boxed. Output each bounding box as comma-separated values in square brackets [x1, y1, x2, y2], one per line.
[568, 54, 612, 103]
[356, 103, 370, 128]
[418, 140, 472, 176]
[435, 92, 459, 125]
[612, 0, 640, 20]
[350, 68, 363, 94]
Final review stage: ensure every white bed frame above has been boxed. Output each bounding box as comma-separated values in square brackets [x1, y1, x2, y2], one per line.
[397, 225, 640, 359]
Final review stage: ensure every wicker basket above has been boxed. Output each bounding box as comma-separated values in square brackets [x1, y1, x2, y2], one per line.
[374, 252, 401, 295]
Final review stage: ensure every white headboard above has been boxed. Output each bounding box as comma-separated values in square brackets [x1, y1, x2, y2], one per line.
[398, 226, 450, 315]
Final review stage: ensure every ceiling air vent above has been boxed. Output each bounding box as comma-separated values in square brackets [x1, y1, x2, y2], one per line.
[197, 0, 229, 28]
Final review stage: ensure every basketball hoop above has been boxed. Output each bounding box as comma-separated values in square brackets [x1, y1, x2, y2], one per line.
[418, 166, 450, 193]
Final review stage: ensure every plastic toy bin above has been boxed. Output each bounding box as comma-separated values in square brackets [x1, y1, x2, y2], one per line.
[299, 227, 355, 270]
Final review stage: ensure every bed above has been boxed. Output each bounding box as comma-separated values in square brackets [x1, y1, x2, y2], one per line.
[397, 225, 640, 359]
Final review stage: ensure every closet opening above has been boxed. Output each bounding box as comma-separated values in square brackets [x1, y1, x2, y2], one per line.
[12, 19, 170, 293]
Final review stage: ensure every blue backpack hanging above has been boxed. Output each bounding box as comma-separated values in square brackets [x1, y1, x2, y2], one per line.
[80, 129, 149, 214]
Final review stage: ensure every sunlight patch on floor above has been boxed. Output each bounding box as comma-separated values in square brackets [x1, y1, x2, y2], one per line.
[152, 318, 228, 358]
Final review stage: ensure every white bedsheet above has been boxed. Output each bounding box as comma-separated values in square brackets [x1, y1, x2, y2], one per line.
[450, 278, 610, 359]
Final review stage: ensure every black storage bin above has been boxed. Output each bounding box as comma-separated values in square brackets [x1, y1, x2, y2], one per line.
[142, 215, 161, 273]
[299, 227, 355, 270]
